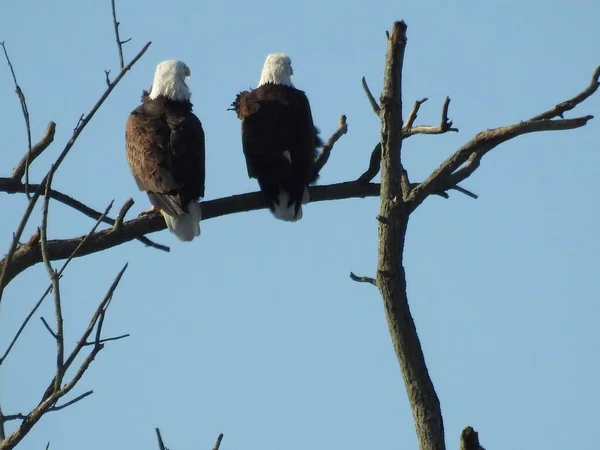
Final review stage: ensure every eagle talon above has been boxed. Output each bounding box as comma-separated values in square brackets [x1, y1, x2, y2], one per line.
[138, 206, 160, 217]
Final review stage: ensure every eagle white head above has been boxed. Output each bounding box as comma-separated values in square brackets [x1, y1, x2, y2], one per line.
[258, 53, 294, 87]
[149, 60, 191, 102]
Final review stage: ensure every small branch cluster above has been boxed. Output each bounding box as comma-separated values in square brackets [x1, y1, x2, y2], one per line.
[0, 2, 148, 449]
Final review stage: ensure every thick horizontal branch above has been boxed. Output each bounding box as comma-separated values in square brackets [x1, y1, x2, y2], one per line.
[0, 182, 380, 284]
[11, 122, 56, 181]
[0, 177, 168, 252]
[409, 115, 594, 209]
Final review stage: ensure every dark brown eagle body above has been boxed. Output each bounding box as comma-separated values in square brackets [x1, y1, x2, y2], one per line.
[126, 90, 205, 240]
[231, 83, 322, 221]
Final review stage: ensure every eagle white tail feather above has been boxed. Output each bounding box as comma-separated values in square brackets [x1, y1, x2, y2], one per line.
[271, 190, 303, 222]
[160, 202, 202, 242]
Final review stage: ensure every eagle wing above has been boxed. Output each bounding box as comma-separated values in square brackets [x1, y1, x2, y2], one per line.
[125, 104, 205, 216]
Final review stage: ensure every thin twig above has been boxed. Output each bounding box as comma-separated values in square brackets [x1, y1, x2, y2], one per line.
[110, 0, 127, 69]
[0, 404, 6, 440]
[11, 122, 57, 181]
[113, 197, 134, 231]
[48, 40, 150, 184]
[155, 428, 168, 450]
[0, 177, 169, 251]
[40, 317, 58, 340]
[450, 185, 478, 199]
[49, 391, 94, 413]
[531, 65, 600, 121]
[361, 76, 381, 116]
[212, 433, 224, 450]
[1, 42, 33, 196]
[349, 272, 377, 286]
[313, 115, 348, 177]
[404, 97, 428, 129]
[83, 333, 130, 346]
[2, 388, 93, 421]
[356, 143, 382, 184]
[40, 166, 65, 392]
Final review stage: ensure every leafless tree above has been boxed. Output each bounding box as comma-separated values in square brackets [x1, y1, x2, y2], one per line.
[0, 4, 597, 449]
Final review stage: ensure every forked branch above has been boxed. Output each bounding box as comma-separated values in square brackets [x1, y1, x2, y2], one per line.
[403, 96, 458, 137]
[408, 65, 598, 209]
[0, 264, 129, 450]
[409, 114, 594, 209]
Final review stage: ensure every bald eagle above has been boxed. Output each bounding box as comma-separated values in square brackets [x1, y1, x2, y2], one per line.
[125, 60, 205, 241]
[230, 53, 322, 222]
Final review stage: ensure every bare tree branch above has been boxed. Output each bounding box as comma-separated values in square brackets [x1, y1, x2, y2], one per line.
[3, 390, 96, 420]
[312, 115, 348, 178]
[39, 168, 65, 391]
[0, 182, 380, 285]
[460, 426, 485, 450]
[361, 76, 381, 116]
[408, 115, 593, 209]
[82, 333, 130, 346]
[349, 272, 376, 286]
[110, 0, 127, 69]
[1, 42, 33, 194]
[0, 177, 169, 252]
[0, 405, 5, 440]
[113, 197, 134, 231]
[0, 182, 46, 306]
[48, 41, 151, 182]
[531, 65, 600, 120]
[212, 433, 224, 450]
[376, 21, 446, 450]
[403, 97, 428, 129]
[356, 143, 382, 184]
[403, 96, 458, 138]
[0, 200, 114, 366]
[11, 122, 57, 181]
[40, 317, 58, 340]
[155, 428, 168, 450]
[1, 265, 128, 450]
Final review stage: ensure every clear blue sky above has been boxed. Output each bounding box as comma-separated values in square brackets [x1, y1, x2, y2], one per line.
[1, 1, 599, 449]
